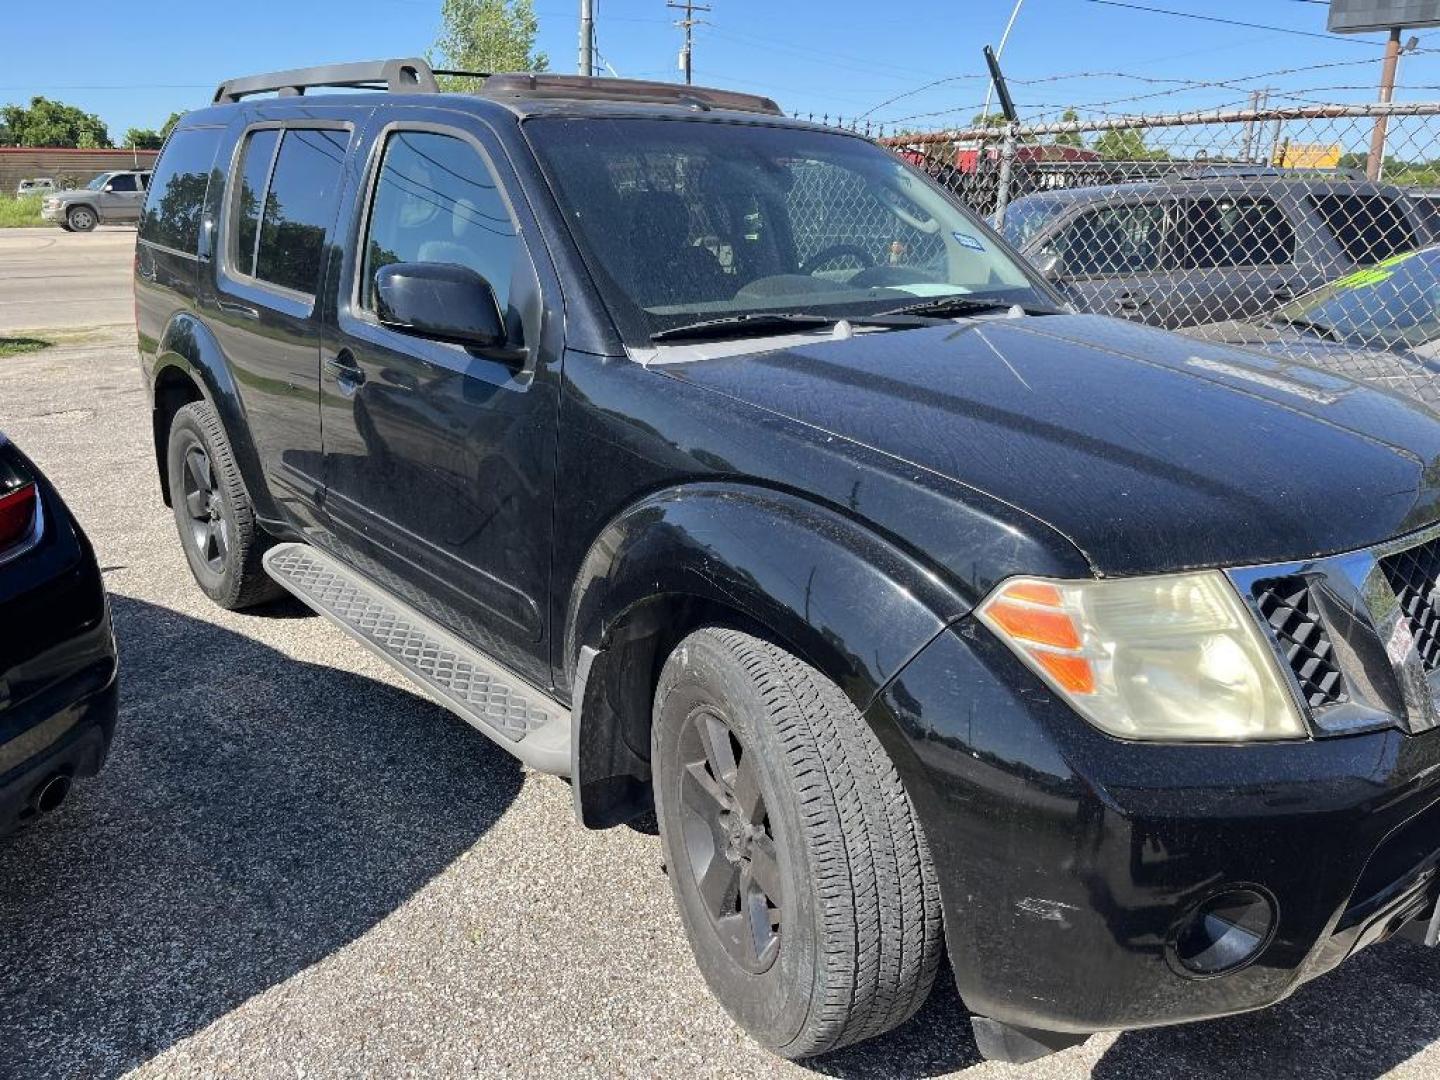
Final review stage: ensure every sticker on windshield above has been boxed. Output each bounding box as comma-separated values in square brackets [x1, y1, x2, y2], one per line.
[952, 231, 986, 252]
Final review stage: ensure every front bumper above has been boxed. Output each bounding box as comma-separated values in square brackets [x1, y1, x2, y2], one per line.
[40, 205, 66, 223]
[869, 616, 1440, 1035]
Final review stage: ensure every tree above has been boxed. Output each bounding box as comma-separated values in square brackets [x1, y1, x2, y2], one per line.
[1093, 127, 1167, 162]
[124, 128, 164, 150]
[431, 0, 548, 89]
[1051, 108, 1084, 149]
[0, 96, 111, 148]
[160, 111, 185, 140]
[970, 111, 1008, 130]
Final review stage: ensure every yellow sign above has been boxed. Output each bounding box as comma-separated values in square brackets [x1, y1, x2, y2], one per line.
[1276, 142, 1343, 169]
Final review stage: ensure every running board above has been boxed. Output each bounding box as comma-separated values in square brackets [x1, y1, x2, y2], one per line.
[263, 542, 571, 775]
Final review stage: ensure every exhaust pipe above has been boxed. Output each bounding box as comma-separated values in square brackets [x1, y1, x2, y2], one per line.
[30, 773, 72, 817]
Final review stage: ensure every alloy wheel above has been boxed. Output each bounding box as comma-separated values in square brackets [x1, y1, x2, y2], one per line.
[677, 705, 783, 973]
[181, 443, 229, 573]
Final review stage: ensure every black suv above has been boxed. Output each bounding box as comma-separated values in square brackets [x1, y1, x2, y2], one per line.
[135, 59, 1440, 1064]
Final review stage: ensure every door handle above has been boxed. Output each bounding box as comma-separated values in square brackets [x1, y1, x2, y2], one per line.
[324, 349, 366, 395]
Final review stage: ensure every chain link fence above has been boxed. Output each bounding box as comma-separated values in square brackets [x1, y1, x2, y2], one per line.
[874, 101, 1440, 408]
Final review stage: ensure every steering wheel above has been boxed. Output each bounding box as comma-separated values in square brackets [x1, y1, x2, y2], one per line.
[800, 244, 875, 275]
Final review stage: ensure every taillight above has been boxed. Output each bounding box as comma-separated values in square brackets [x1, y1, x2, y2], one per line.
[0, 483, 39, 556]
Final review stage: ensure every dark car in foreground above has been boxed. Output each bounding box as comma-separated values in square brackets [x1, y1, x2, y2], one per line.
[136, 59, 1440, 1064]
[1187, 244, 1440, 410]
[1003, 173, 1428, 329]
[0, 434, 118, 834]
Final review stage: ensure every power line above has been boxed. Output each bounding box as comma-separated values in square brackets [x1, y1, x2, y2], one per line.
[1082, 0, 1386, 44]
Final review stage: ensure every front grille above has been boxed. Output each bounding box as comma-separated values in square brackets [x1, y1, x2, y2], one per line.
[1253, 576, 1348, 708]
[1380, 535, 1440, 672]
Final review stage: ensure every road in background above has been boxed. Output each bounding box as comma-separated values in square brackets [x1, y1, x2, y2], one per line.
[0, 227, 135, 332]
[2, 325, 1440, 1075]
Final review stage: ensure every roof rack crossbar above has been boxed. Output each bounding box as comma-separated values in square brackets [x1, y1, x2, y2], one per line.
[213, 58, 440, 104]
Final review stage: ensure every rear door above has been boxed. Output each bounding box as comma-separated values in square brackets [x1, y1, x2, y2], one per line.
[1172, 195, 1303, 325]
[318, 109, 560, 686]
[205, 112, 361, 530]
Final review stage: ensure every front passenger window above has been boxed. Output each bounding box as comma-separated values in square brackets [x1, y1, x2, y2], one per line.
[360, 131, 519, 313]
[108, 174, 137, 193]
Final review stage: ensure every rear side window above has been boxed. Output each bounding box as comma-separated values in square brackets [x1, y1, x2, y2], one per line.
[1309, 193, 1417, 264]
[359, 131, 518, 312]
[1179, 197, 1295, 269]
[231, 127, 348, 295]
[139, 127, 223, 254]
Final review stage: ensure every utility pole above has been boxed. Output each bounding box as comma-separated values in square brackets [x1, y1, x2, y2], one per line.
[1366, 27, 1405, 181]
[579, 0, 595, 77]
[667, 0, 710, 86]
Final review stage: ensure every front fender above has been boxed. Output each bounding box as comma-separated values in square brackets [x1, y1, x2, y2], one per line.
[564, 482, 969, 827]
[566, 481, 968, 706]
[151, 312, 277, 522]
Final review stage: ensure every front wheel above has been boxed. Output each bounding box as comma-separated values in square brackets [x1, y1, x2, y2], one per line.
[65, 205, 96, 232]
[166, 401, 282, 609]
[652, 628, 943, 1058]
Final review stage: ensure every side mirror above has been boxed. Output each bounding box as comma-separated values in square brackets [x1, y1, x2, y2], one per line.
[1032, 251, 1064, 282]
[374, 261, 511, 353]
[102, 183, 114, 193]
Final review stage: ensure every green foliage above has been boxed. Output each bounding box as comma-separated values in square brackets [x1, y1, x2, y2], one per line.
[0, 195, 44, 228]
[0, 335, 50, 358]
[160, 111, 185, 140]
[124, 128, 164, 150]
[1093, 127, 1168, 161]
[0, 97, 111, 148]
[970, 111, 1009, 129]
[1051, 108, 1085, 149]
[432, 0, 548, 89]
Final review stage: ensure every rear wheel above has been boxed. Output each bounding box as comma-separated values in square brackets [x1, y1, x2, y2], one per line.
[652, 628, 943, 1058]
[166, 401, 281, 609]
[65, 205, 96, 232]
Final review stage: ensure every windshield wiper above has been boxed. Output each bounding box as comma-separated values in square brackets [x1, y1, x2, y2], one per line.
[649, 311, 933, 344]
[875, 295, 1062, 320]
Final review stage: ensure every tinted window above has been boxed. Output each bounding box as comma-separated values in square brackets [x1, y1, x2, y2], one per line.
[139, 127, 223, 254]
[253, 129, 348, 294]
[1179, 197, 1294, 269]
[1053, 203, 1166, 275]
[108, 173, 137, 193]
[1309, 192, 1417, 264]
[785, 159, 946, 274]
[233, 128, 280, 277]
[360, 131, 518, 312]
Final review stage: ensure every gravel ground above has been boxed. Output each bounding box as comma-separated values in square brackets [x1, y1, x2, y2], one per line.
[1, 326, 1439, 1079]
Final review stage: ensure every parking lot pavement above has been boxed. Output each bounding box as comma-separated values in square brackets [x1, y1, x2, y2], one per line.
[2, 326, 1440, 1080]
[0, 226, 136, 332]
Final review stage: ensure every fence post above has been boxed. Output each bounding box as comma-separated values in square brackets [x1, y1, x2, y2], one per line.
[994, 123, 1018, 228]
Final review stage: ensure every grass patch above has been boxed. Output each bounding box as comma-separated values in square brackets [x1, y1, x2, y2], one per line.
[0, 336, 51, 358]
[0, 194, 45, 228]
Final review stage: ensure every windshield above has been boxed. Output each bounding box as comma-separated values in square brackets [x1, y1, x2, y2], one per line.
[85, 173, 111, 191]
[1273, 247, 1440, 351]
[526, 118, 1048, 342]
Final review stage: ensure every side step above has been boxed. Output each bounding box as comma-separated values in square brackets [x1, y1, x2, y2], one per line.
[263, 542, 572, 775]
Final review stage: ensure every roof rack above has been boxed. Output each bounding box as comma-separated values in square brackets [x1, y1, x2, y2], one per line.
[213, 58, 442, 103]
[212, 57, 784, 115]
[480, 72, 783, 115]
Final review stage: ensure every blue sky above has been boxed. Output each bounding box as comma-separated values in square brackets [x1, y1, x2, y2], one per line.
[4, 0, 1438, 139]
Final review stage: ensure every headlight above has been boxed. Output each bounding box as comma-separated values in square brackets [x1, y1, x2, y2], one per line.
[976, 572, 1305, 741]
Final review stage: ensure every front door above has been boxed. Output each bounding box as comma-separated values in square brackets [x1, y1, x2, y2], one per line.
[1043, 199, 1180, 326]
[100, 172, 145, 222]
[319, 112, 559, 687]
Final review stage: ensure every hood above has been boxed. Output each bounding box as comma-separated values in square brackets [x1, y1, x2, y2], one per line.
[657, 314, 1440, 576]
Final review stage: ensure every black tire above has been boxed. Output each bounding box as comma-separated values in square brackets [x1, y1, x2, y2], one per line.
[65, 205, 96, 232]
[652, 628, 943, 1058]
[56, 221, 73, 233]
[166, 401, 282, 609]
